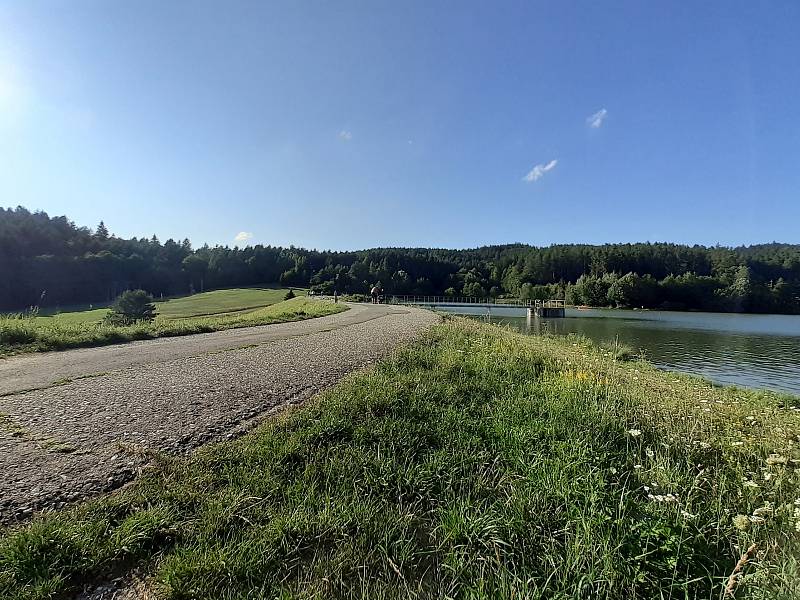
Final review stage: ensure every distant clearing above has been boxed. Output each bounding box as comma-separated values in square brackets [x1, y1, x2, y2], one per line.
[30, 287, 301, 325]
[156, 287, 302, 318]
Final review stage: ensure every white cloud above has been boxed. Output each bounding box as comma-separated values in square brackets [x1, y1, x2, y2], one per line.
[234, 231, 253, 243]
[522, 159, 558, 182]
[338, 130, 353, 141]
[587, 108, 608, 128]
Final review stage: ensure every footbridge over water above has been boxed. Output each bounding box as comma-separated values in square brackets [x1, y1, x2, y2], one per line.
[387, 296, 566, 318]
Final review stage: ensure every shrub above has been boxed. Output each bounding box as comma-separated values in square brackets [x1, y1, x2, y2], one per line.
[105, 290, 156, 326]
[284, 289, 296, 301]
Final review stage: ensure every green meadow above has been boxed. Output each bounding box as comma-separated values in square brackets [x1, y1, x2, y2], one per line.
[30, 287, 301, 325]
[0, 290, 339, 357]
[2, 318, 798, 599]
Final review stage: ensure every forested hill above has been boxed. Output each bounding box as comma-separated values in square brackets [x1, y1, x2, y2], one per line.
[2, 206, 800, 314]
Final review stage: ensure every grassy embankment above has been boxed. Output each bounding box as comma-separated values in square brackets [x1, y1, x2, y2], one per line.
[1, 318, 799, 599]
[0, 288, 344, 356]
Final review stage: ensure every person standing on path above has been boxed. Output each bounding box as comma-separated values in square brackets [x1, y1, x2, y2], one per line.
[370, 285, 379, 304]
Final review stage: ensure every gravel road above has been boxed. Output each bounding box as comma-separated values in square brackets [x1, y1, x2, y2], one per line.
[0, 303, 439, 524]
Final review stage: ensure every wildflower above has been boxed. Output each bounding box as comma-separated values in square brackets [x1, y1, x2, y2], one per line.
[733, 515, 750, 531]
[634, 464, 643, 470]
[742, 480, 760, 489]
[752, 504, 773, 518]
[749, 515, 766, 525]
[681, 510, 697, 519]
[766, 454, 788, 465]
[645, 448, 654, 458]
[628, 429, 642, 437]
[732, 441, 744, 446]
[796, 521, 800, 533]
[609, 467, 617, 475]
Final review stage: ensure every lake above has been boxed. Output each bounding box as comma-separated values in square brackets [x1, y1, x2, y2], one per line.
[441, 306, 800, 396]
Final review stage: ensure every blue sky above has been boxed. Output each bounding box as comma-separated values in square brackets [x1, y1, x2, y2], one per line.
[1, 1, 799, 250]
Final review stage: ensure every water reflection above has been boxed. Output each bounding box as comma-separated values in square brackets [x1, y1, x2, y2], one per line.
[461, 308, 800, 396]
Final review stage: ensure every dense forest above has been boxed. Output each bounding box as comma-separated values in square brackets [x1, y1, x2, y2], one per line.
[2, 206, 800, 314]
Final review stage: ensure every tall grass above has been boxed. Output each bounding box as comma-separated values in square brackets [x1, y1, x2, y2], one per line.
[1, 319, 798, 599]
[0, 297, 345, 356]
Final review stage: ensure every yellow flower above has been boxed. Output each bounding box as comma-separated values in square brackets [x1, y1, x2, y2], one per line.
[733, 515, 750, 531]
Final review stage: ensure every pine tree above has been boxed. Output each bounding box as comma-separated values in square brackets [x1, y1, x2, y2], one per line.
[95, 221, 109, 239]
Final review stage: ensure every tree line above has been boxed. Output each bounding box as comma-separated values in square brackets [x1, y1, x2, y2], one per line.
[2, 206, 799, 314]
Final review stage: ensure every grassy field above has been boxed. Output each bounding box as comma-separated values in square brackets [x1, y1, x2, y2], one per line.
[157, 287, 303, 319]
[1, 318, 798, 599]
[29, 288, 300, 325]
[0, 296, 343, 356]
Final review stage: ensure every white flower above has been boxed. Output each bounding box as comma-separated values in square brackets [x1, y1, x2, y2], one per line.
[628, 429, 642, 437]
[743, 480, 760, 489]
[634, 464, 643, 470]
[752, 505, 773, 518]
[645, 448, 655, 458]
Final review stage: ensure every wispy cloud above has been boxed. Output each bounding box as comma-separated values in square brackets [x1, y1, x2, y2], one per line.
[338, 130, 353, 141]
[587, 108, 608, 128]
[234, 231, 253, 243]
[522, 159, 558, 182]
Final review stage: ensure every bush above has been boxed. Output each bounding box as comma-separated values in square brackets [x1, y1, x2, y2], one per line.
[284, 289, 296, 301]
[105, 290, 156, 326]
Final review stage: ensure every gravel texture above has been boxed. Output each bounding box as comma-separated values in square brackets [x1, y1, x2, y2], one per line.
[0, 303, 438, 525]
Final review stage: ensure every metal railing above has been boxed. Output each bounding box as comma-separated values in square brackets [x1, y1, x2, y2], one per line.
[387, 295, 565, 308]
[531, 299, 566, 309]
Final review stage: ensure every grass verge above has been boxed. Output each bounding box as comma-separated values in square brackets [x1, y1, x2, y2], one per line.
[1, 318, 799, 599]
[0, 297, 346, 356]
